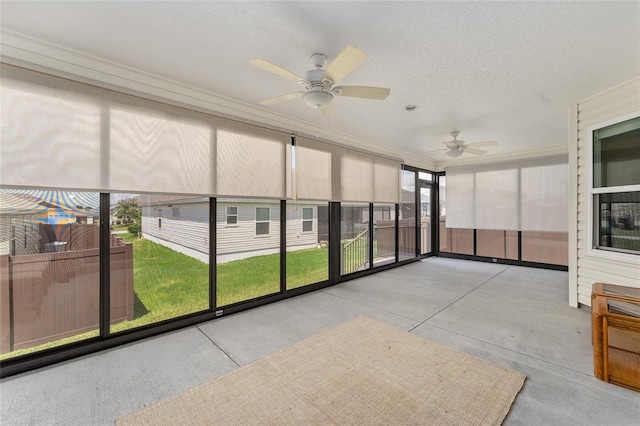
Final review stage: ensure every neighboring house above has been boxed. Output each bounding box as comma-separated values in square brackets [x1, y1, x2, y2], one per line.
[141, 197, 322, 263]
[0, 191, 99, 255]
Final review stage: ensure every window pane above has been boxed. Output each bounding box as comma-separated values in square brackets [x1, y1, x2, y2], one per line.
[286, 202, 329, 290]
[595, 192, 640, 254]
[399, 170, 416, 261]
[0, 190, 101, 359]
[256, 222, 270, 235]
[419, 171, 433, 181]
[227, 215, 237, 225]
[420, 186, 431, 254]
[111, 194, 209, 333]
[593, 116, 640, 188]
[439, 176, 451, 252]
[227, 207, 237, 215]
[217, 199, 280, 306]
[341, 203, 370, 275]
[374, 204, 396, 267]
[302, 208, 313, 220]
[521, 231, 569, 265]
[256, 207, 270, 222]
[302, 220, 313, 232]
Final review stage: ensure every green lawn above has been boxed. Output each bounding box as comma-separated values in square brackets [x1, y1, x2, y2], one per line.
[2, 237, 329, 359]
[111, 237, 210, 332]
[117, 238, 329, 329]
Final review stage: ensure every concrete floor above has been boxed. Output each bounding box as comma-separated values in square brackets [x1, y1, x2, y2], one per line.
[1, 258, 639, 425]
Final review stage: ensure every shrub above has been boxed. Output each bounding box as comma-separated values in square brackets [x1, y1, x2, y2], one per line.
[128, 221, 141, 237]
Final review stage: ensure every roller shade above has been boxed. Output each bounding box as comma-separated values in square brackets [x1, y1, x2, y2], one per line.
[1, 63, 291, 198]
[1, 63, 399, 202]
[295, 136, 401, 203]
[445, 156, 568, 232]
[1, 64, 102, 190]
[216, 121, 289, 199]
[110, 107, 211, 194]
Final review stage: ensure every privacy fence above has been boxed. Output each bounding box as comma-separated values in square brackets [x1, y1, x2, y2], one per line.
[0, 226, 134, 354]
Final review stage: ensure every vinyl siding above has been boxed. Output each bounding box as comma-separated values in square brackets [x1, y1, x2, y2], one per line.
[574, 77, 640, 306]
[285, 204, 320, 250]
[143, 200, 319, 258]
[216, 202, 281, 255]
[142, 202, 210, 255]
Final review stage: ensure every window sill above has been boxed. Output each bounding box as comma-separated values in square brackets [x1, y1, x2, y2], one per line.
[586, 247, 640, 264]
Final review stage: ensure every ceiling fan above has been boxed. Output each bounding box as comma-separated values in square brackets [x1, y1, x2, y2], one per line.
[427, 131, 497, 158]
[250, 45, 390, 110]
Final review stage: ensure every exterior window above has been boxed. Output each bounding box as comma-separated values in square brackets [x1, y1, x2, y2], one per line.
[226, 206, 238, 225]
[172, 206, 180, 218]
[256, 207, 270, 236]
[419, 171, 433, 181]
[591, 115, 640, 255]
[302, 207, 313, 232]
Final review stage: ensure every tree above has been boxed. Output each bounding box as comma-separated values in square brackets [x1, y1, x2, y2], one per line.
[114, 198, 140, 225]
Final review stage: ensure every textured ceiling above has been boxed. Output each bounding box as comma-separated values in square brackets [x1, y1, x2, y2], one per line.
[1, 1, 639, 168]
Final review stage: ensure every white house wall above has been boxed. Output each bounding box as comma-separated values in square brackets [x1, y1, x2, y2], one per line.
[142, 202, 209, 260]
[215, 202, 280, 259]
[284, 203, 321, 251]
[142, 201, 319, 264]
[574, 77, 640, 306]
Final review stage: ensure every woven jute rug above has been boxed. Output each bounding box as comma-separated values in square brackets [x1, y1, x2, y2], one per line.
[117, 317, 525, 425]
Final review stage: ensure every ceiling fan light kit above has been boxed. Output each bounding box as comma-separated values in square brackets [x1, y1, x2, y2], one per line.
[251, 45, 390, 110]
[304, 89, 334, 109]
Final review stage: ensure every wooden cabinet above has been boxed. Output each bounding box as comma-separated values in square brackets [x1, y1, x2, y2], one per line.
[592, 283, 640, 392]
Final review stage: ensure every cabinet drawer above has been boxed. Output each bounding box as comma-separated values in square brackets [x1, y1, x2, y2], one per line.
[608, 326, 640, 353]
[608, 348, 640, 391]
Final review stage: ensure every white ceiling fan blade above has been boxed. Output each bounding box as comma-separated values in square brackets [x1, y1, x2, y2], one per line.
[464, 147, 487, 155]
[335, 86, 390, 100]
[442, 141, 462, 149]
[422, 148, 449, 154]
[323, 45, 368, 83]
[466, 140, 497, 148]
[250, 59, 306, 84]
[259, 92, 304, 105]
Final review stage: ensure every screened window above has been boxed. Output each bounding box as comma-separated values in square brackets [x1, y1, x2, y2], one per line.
[226, 206, 238, 225]
[591, 115, 640, 255]
[256, 207, 270, 236]
[399, 169, 417, 261]
[302, 207, 313, 232]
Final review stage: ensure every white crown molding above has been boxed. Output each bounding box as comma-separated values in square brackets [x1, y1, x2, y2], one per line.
[1, 29, 436, 171]
[436, 144, 568, 170]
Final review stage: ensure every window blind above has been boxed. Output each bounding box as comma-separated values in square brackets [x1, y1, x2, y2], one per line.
[295, 136, 401, 203]
[216, 121, 289, 199]
[445, 156, 568, 232]
[109, 107, 211, 194]
[1, 64, 102, 190]
[1, 63, 291, 198]
[2, 63, 399, 202]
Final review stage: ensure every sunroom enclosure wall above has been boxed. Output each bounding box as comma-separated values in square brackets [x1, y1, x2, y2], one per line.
[440, 157, 570, 267]
[0, 62, 414, 373]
